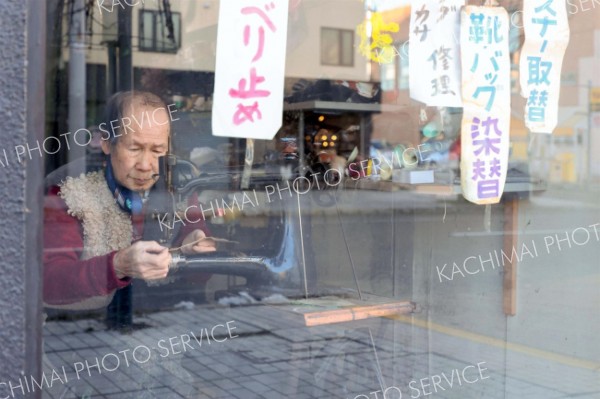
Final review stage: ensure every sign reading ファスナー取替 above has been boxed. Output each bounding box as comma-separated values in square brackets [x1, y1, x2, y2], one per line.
[460, 6, 511, 205]
[409, 0, 464, 107]
[520, 0, 570, 134]
[212, 1, 289, 139]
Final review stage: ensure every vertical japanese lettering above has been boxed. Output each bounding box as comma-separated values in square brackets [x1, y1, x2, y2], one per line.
[460, 6, 510, 204]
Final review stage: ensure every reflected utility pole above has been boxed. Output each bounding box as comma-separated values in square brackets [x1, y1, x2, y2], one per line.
[68, 0, 86, 177]
[106, 4, 134, 331]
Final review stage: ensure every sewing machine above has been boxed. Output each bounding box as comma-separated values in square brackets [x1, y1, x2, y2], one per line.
[140, 146, 317, 303]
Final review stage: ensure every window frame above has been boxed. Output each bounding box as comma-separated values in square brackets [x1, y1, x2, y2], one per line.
[320, 27, 355, 67]
[138, 9, 182, 54]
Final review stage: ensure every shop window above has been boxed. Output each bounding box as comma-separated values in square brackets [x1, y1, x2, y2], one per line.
[321, 28, 354, 66]
[139, 9, 181, 53]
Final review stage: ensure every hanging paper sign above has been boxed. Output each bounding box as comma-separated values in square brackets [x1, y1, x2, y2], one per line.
[460, 6, 511, 204]
[409, 0, 464, 107]
[520, 0, 570, 134]
[212, 1, 289, 139]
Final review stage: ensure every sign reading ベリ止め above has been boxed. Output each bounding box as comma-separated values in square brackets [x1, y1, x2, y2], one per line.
[460, 6, 510, 205]
[520, 0, 570, 134]
[409, 0, 464, 107]
[212, 0, 289, 139]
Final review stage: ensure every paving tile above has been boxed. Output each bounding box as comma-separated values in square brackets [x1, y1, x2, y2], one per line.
[40, 306, 600, 399]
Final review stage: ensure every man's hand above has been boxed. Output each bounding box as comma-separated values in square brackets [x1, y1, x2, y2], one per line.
[113, 241, 172, 280]
[181, 229, 217, 255]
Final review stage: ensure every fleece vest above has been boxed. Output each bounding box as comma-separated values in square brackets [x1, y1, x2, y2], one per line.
[48, 171, 133, 310]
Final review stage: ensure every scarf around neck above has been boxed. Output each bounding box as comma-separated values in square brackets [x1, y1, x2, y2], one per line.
[104, 159, 143, 215]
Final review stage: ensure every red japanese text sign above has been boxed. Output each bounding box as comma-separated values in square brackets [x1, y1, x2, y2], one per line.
[213, 1, 289, 139]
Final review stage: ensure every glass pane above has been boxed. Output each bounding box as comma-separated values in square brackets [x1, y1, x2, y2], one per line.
[399, 43, 409, 89]
[321, 27, 340, 65]
[156, 11, 166, 51]
[140, 11, 154, 50]
[341, 30, 354, 66]
[172, 14, 181, 50]
[381, 60, 396, 91]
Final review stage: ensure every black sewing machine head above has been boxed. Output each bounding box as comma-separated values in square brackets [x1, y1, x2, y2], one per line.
[140, 151, 316, 303]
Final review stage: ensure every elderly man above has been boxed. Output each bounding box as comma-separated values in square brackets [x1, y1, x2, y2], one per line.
[43, 91, 215, 310]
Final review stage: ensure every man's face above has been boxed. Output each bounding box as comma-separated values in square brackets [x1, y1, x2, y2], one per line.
[101, 105, 170, 193]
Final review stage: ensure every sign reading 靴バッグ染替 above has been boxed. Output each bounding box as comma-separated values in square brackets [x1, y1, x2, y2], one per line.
[520, 0, 570, 134]
[409, 0, 464, 107]
[460, 6, 511, 205]
[212, 1, 289, 139]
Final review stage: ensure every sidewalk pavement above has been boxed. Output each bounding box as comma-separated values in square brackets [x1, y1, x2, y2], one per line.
[37, 304, 600, 399]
